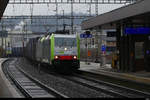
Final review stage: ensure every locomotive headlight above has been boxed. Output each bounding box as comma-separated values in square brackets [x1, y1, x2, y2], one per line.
[64, 48, 67, 51]
[54, 56, 59, 59]
[73, 56, 77, 59]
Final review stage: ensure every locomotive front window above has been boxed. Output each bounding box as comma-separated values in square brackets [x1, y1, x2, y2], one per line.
[55, 37, 77, 47]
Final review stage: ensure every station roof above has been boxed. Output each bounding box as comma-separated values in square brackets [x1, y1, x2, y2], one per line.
[0, 0, 9, 20]
[81, 0, 150, 30]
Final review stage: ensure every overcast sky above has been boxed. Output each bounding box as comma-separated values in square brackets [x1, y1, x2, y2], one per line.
[4, 3, 126, 16]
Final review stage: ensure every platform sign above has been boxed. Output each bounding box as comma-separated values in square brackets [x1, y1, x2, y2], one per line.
[101, 45, 106, 52]
[80, 33, 92, 38]
[88, 51, 91, 56]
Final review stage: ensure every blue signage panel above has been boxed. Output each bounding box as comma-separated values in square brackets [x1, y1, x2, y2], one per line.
[124, 27, 150, 35]
[101, 45, 106, 51]
[80, 33, 92, 38]
[80, 34, 85, 38]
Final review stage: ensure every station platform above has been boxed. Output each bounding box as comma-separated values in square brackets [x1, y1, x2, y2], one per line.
[0, 58, 21, 98]
[79, 61, 150, 86]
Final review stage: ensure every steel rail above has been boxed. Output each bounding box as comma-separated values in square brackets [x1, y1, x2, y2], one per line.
[17, 66, 69, 98]
[75, 70, 150, 98]
[60, 74, 128, 98]
[3, 59, 68, 98]
[4, 60, 32, 98]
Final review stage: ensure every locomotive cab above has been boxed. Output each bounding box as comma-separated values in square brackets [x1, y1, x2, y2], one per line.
[52, 34, 80, 70]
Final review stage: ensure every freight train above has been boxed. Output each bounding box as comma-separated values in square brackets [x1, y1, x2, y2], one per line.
[25, 33, 80, 71]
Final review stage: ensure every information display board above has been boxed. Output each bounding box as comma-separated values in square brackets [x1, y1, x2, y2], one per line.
[124, 27, 150, 35]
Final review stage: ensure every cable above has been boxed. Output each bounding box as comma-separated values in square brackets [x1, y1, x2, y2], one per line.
[30, 4, 34, 24]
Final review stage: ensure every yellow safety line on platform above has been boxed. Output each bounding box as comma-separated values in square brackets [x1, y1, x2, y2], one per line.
[122, 74, 150, 84]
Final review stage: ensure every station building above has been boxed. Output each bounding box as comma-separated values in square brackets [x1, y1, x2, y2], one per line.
[82, 0, 150, 72]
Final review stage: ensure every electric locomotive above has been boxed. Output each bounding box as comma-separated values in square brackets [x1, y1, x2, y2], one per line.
[26, 33, 80, 71]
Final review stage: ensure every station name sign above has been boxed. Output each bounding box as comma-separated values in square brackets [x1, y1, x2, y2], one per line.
[80, 33, 92, 38]
[124, 27, 150, 35]
[80, 31, 92, 38]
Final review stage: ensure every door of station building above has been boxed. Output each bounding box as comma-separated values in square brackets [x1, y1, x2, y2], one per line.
[143, 40, 150, 72]
[134, 42, 145, 71]
[134, 40, 150, 72]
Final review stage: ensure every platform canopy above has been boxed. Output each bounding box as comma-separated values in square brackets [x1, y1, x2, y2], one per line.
[81, 0, 150, 30]
[0, 0, 9, 20]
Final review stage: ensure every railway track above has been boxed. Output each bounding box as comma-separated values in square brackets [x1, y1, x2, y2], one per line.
[2, 59, 68, 98]
[4, 58, 150, 98]
[38, 69, 150, 98]
[18, 58, 150, 98]
[63, 72, 150, 98]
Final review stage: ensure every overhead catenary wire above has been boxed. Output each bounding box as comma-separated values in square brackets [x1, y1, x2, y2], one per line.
[1, 0, 138, 34]
[30, 4, 34, 24]
[8, 0, 138, 4]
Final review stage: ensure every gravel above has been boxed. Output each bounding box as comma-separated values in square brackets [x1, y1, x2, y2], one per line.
[15, 58, 112, 98]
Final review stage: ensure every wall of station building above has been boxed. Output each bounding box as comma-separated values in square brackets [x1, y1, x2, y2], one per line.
[117, 25, 150, 72]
